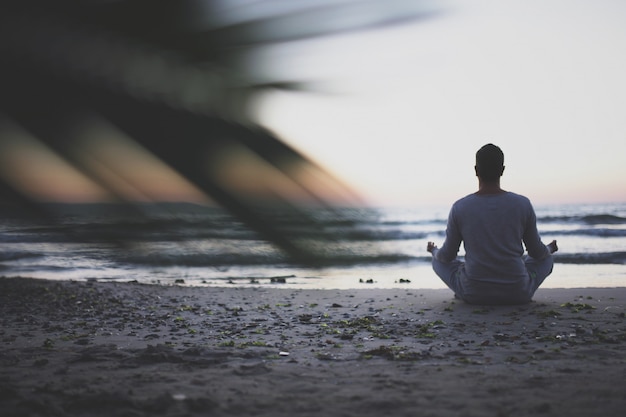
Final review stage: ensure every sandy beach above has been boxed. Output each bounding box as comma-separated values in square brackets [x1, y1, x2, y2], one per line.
[1, 277, 625, 417]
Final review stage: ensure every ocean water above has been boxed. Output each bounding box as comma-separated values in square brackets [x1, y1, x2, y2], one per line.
[1, 202, 625, 289]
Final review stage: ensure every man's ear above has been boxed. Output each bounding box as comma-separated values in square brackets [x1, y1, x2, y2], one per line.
[500, 166, 506, 176]
[474, 166, 479, 177]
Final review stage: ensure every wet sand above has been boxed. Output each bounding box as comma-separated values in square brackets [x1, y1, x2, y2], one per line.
[1, 277, 625, 416]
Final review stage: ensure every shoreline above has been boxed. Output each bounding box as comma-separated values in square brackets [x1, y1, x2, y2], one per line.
[18, 262, 626, 291]
[1, 276, 625, 416]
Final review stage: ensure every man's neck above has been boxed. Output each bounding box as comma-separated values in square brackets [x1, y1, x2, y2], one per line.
[476, 180, 505, 195]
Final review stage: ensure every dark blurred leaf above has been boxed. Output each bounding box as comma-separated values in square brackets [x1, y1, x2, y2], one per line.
[0, 0, 439, 264]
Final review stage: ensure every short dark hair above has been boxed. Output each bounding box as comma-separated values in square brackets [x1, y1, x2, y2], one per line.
[475, 144, 504, 181]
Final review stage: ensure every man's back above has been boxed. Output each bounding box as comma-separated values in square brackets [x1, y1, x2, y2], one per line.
[428, 143, 556, 304]
[436, 192, 548, 284]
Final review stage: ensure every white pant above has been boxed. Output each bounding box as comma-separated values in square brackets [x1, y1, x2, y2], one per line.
[431, 255, 554, 305]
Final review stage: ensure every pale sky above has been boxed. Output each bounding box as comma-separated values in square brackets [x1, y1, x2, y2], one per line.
[2, 1, 624, 208]
[251, 0, 626, 207]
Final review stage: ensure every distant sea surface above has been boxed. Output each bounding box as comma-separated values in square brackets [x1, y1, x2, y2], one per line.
[1, 202, 625, 289]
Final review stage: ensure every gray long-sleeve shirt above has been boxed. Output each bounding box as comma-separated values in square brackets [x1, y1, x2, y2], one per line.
[435, 192, 550, 284]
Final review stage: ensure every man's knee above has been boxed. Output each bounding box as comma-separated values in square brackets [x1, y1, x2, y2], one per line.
[432, 259, 465, 295]
[527, 255, 554, 278]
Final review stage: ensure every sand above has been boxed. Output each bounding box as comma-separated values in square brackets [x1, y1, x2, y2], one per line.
[1, 277, 625, 417]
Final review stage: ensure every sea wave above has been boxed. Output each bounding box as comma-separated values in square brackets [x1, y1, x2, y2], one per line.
[1, 220, 438, 243]
[0, 251, 42, 261]
[580, 214, 626, 225]
[538, 214, 626, 225]
[2, 203, 625, 273]
[116, 250, 626, 268]
[118, 251, 419, 268]
[554, 252, 626, 265]
[542, 228, 626, 238]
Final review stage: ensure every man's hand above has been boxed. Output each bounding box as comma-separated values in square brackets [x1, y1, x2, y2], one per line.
[427, 241, 437, 254]
[548, 240, 558, 254]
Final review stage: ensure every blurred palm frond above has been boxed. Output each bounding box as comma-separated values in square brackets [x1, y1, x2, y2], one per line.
[0, 0, 438, 265]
